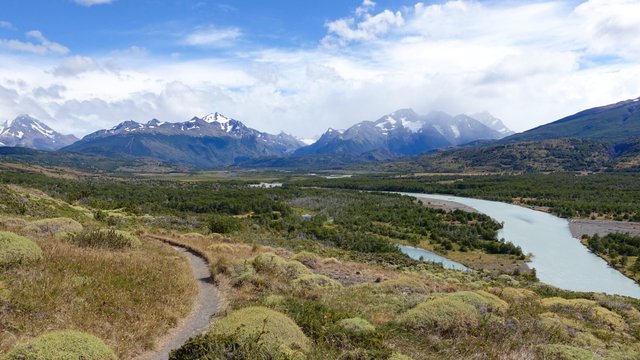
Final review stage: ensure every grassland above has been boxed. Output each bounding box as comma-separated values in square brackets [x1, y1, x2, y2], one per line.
[0, 185, 197, 358]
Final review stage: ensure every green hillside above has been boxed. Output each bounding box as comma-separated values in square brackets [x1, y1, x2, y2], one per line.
[504, 98, 640, 143]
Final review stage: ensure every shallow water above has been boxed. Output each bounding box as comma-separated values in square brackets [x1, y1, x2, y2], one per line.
[403, 193, 640, 298]
[398, 244, 469, 271]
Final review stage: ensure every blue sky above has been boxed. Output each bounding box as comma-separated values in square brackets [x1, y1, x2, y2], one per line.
[0, 0, 639, 138]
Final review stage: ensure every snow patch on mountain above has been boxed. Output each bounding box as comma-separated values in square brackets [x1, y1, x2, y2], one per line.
[449, 125, 460, 138]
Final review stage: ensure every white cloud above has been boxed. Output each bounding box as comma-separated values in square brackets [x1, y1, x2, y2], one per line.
[323, 0, 404, 45]
[0, 21, 13, 30]
[0, 30, 69, 55]
[74, 0, 115, 6]
[183, 27, 241, 47]
[574, 0, 640, 59]
[32, 84, 66, 99]
[52, 56, 99, 77]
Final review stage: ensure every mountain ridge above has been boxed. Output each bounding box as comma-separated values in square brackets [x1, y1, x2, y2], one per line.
[0, 115, 78, 151]
[293, 109, 510, 159]
[63, 113, 305, 168]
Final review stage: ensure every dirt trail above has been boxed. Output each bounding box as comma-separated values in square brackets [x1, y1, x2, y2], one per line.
[136, 237, 219, 360]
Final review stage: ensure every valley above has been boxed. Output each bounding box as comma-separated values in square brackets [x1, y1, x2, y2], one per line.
[1, 96, 640, 359]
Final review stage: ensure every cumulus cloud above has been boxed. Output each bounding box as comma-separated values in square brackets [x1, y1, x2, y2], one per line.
[574, 0, 640, 59]
[0, 30, 69, 55]
[74, 0, 115, 6]
[182, 26, 241, 47]
[323, 0, 404, 45]
[52, 56, 100, 77]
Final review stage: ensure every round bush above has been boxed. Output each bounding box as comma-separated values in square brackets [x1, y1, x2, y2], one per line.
[212, 306, 310, 357]
[252, 252, 311, 279]
[0, 231, 43, 268]
[293, 274, 342, 293]
[69, 229, 141, 249]
[23, 218, 83, 237]
[3, 331, 116, 360]
[292, 251, 319, 269]
[397, 297, 480, 334]
[542, 297, 626, 332]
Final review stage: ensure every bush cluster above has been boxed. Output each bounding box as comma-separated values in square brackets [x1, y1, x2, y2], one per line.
[2, 331, 116, 360]
[69, 229, 141, 249]
[0, 231, 43, 268]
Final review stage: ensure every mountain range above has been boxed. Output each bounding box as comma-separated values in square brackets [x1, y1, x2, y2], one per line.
[0, 109, 512, 168]
[0, 115, 77, 151]
[62, 113, 304, 168]
[2, 96, 639, 172]
[294, 109, 511, 158]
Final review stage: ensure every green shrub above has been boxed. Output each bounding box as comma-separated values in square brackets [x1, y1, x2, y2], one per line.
[293, 274, 342, 293]
[338, 318, 376, 336]
[542, 297, 626, 332]
[492, 287, 537, 302]
[535, 344, 600, 360]
[397, 297, 479, 334]
[375, 276, 433, 295]
[212, 306, 310, 357]
[252, 252, 311, 279]
[292, 251, 319, 269]
[207, 214, 242, 234]
[170, 331, 275, 360]
[0, 231, 43, 268]
[23, 217, 83, 237]
[2, 331, 116, 360]
[69, 229, 141, 249]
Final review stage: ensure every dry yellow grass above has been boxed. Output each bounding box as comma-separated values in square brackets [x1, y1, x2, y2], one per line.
[0, 234, 197, 358]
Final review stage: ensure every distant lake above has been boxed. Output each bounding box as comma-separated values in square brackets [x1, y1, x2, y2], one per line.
[401, 193, 640, 298]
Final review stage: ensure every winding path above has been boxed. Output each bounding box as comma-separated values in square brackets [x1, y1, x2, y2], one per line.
[137, 236, 219, 360]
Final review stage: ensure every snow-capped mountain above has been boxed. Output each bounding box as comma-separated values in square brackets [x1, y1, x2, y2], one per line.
[470, 111, 515, 137]
[0, 115, 78, 151]
[295, 109, 511, 158]
[64, 113, 305, 168]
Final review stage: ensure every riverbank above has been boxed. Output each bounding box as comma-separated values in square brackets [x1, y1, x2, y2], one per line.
[415, 197, 478, 213]
[569, 219, 640, 238]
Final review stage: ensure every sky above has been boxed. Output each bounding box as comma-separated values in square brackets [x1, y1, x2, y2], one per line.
[1, 0, 640, 138]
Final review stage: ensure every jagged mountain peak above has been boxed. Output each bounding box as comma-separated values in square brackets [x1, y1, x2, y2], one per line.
[0, 114, 78, 151]
[469, 111, 514, 136]
[296, 108, 510, 158]
[64, 112, 305, 168]
[202, 112, 231, 124]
